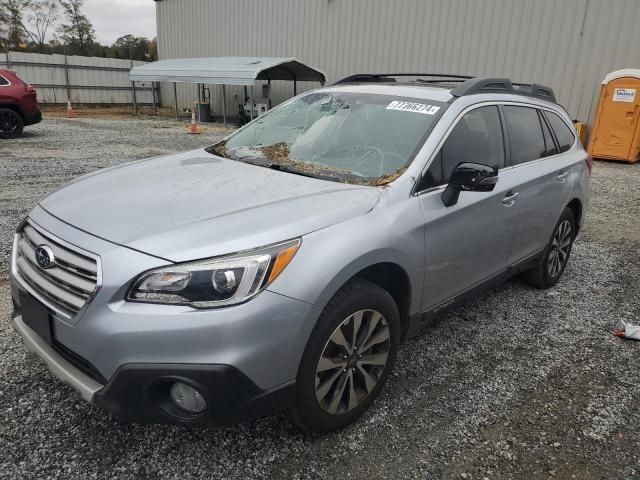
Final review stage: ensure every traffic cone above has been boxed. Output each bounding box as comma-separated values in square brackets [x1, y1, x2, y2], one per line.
[66, 98, 74, 118]
[189, 107, 200, 134]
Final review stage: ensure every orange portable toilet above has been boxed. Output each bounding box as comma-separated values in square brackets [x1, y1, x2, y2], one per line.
[588, 69, 640, 163]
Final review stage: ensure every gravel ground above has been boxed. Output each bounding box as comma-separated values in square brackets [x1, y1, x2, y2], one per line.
[1, 116, 639, 479]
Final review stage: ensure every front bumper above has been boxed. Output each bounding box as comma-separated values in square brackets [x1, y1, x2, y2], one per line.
[94, 363, 295, 426]
[9, 207, 322, 425]
[12, 310, 296, 426]
[12, 313, 102, 403]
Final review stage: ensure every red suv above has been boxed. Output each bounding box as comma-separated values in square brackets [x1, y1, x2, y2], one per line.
[0, 69, 42, 138]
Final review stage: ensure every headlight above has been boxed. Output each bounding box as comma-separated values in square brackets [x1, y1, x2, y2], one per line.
[127, 239, 300, 308]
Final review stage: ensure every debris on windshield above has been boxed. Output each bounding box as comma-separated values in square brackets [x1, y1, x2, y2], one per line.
[258, 142, 353, 177]
[256, 142, 407, 185]
[278, 157, 353, 178]
[205, 140, 229, 158]
[349, 167, 407, 187]
[258, 142, 290, 161]
[208, 140, 407, 186]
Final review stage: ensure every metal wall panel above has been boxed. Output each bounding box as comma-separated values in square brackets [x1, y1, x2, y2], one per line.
[5, 51, 154, 104]
[156, 0, 640, 124]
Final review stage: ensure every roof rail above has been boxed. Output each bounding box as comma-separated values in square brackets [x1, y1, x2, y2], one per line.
[330, 73, 474, 86]
[513, 82, 556, 102]
[330, 73, 557, 103]
[450, 77, 557, 102]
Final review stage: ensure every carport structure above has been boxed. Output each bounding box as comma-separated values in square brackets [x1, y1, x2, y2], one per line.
[129, 56, 326, 126]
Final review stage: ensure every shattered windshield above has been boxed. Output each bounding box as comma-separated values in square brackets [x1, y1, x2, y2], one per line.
[206, 91, 446, 185]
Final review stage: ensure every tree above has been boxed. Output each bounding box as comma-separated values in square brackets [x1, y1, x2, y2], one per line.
[0, 0, 30, 49]
[22, 0, 58, 52]
[146, 37, 157, 61]
[111, 34, 150, 61]
[57, 0, 95, 54]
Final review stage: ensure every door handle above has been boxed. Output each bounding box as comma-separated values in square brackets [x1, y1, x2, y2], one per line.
[557, 171, 568, 183]
[502, 191, 519, 206]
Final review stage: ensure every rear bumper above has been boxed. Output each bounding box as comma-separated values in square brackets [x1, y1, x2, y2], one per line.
[11, 311, 295, 426]
[24, 109, 42, 126]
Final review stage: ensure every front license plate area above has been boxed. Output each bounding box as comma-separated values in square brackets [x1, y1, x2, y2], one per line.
[19, 291, 53, 344]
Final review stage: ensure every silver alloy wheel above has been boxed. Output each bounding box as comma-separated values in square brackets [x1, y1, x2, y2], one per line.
[315, 309, 390, 415]
[548, 219, 572, 277]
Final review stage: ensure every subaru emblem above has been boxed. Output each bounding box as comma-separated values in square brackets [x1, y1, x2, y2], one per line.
[35, 245, 55, 269]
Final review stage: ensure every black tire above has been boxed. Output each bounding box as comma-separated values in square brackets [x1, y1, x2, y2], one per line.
[523, 207, 576, 289]
[291, 279, 401, 433]
[0, 108, 24, 138]
[0, 108, 24, 139]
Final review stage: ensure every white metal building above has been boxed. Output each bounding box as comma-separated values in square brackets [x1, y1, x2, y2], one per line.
[154, 0, 640, 124]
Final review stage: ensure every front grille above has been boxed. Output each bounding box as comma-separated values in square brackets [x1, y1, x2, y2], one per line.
[14, 221, 99, 318]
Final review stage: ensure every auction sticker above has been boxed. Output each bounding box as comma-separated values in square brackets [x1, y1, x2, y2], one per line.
[613, 88, 636, 102]
[386, 101, 441, 115]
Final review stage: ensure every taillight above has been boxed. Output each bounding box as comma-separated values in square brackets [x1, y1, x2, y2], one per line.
[585, 154, 593, 174]
[25, 83, 36, 93]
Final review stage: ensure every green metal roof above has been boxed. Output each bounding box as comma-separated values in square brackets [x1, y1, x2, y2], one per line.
[129, 56, 326, 86]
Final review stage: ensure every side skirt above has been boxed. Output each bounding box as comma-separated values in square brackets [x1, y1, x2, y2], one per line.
[404, 249, 545, 339]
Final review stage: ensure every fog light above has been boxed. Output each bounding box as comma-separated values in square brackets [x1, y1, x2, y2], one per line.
[169, 382, 207, 414]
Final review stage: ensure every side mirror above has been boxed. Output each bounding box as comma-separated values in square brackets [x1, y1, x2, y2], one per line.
[441, 162, 499, 207]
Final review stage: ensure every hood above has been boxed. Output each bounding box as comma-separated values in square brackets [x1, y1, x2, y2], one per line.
[40, 149, 380, 261]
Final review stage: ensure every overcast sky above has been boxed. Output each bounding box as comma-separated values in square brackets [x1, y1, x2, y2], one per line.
[84, 0, 157, 44]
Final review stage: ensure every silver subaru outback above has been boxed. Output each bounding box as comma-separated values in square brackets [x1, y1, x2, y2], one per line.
[10, 74, 590, 433]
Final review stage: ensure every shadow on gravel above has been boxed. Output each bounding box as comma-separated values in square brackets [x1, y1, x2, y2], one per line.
[7, 130, 42, 139]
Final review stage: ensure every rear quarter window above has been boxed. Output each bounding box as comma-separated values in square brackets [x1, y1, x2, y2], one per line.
[0, 75, 9, 86]
[539, 111, 558, 156]
[544, 111, 576, 153]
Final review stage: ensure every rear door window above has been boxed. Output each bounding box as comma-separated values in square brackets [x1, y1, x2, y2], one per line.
[421, 106, 505, 188]
[503, 106, 546, 165]
[544, 111, 576, 153]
